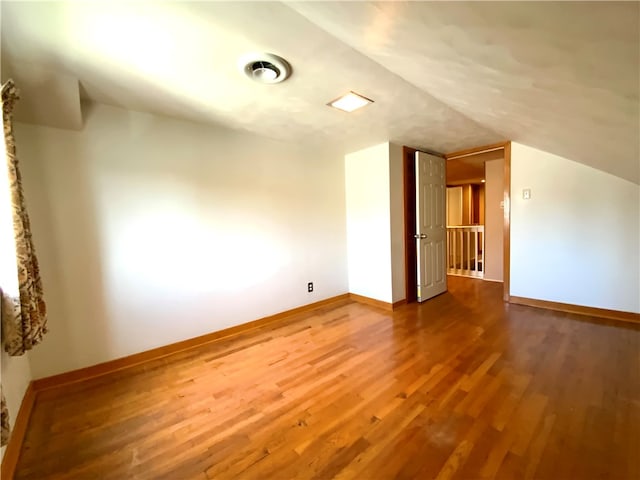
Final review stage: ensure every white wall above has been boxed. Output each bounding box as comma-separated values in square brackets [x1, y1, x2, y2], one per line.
[484, 158, 504, 281]
[15, 103, 349, 378]
[345, 143, 393, 302]
[446, 187, 463, 226]
[510, 142, 640, 313]
[389, 143, 406, 303]
[344, 142, 405, 304]
[0, 351, 32, 459]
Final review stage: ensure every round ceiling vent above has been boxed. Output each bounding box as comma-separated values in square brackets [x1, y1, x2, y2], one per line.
[239, 53, 291, 84]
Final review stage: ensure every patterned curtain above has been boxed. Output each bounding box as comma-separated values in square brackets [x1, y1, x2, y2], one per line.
[1, 388, 9, 447]
[0, 79, 48, 358]
[1, 79, 50, 446]
[2, 80, 47, 356]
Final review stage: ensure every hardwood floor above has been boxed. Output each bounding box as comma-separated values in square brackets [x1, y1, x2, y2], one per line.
[15, 277, 640, 479]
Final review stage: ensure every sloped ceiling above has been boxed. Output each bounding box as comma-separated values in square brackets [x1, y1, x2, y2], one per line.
[1, 1, 638, 182]
[289, 1, 640, 183]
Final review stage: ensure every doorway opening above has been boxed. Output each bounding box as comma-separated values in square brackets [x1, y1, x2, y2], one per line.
[403, 142, 511, 304]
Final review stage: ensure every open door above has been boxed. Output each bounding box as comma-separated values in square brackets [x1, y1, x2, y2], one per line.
[415, 151, 447, 302]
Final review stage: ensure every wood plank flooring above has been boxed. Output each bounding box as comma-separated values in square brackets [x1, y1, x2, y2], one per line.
[15, 277, 640, 479]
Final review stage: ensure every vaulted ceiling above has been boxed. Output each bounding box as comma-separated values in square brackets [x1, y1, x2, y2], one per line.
[2, 1, 638, 182]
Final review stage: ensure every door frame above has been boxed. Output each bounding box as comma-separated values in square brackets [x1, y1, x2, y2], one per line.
[402, 146, 419, 303]
[403, 141, 512, 303]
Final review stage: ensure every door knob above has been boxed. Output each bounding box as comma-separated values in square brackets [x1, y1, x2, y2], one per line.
[414, 234, 428, 239]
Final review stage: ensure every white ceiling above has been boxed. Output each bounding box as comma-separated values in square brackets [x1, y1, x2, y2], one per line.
[2, 1, 638, 182]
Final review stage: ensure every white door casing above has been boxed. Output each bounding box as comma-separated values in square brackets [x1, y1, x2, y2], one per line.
[415, 151, 447, 302]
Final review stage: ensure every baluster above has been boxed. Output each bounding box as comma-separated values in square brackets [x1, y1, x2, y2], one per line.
[459, 229, 463, 273]
[474, 228, 478, 274]
[468, 228, 472, 274]
[481, 228, 485, 277]
[447, 229, 451, 272]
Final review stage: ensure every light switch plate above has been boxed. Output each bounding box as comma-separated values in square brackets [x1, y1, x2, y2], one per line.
[523, 188, 532, 200]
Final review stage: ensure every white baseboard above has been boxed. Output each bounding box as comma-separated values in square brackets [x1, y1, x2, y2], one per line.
[482, 278, 504, 283]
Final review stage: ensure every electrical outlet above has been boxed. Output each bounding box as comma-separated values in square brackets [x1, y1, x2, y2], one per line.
[523, 188, 532, 200]
[307, 282, 314, 293]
